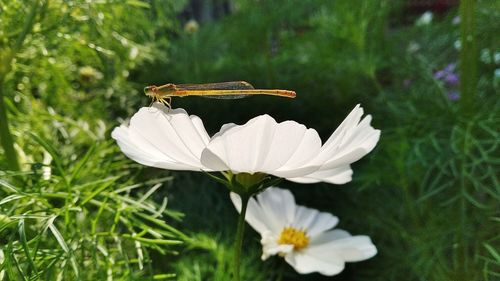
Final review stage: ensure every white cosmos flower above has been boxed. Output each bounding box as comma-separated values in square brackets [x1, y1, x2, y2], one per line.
[231, 187, 377, 276]
[112, 104, 211, 171]
[111, 103, 380, 184]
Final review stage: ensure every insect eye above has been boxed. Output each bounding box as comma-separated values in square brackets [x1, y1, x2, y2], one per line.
[144, 86, 156, 95]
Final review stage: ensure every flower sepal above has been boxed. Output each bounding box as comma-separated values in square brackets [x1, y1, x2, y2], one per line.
[229, 172, 283, 196]
[202, 171, 234, 191]
[252, 176, 283, 194]
[203, 171, 283, 197]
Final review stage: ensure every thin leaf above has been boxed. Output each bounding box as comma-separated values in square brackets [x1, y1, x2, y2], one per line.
[29, 133, 69, 187]
[0, 179, 20, 193]
[484, 243, 500, 263]
[46, 217, 79, 277]
[69, 143, 96, 183]
[153, 273, 176, 279]
[79, 181, 114, 206]
[138, 183, 162, 203]
[17, 219, 39, 276]
[0, 194, 25, 206]
[126, 0, 150, 8]
[122, 234, 183, 245]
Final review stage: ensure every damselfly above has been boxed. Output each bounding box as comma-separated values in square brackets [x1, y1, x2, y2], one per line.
[144, 81, 296, 107]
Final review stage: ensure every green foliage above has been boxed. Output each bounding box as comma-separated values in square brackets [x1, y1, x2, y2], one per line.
[173, 234, 272, 281]
[154, 1, 499, 280]
[349, 2, 500, 279]
[0, 0, 498, 280]
[354, 106, 499, 281]
[0, 0, 189, 280]
[147, 0, 394, 133]
[0, 101, 188, 279]
[0, 144, 184, 280]
[162, 176, 284, 281]
[0, 0, 178, 118]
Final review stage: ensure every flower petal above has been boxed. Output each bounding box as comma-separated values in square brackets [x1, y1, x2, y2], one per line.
[230, 192, 272, 235]
[112, 125, 177, 167]
[111, 104, 210, 170]
[315, 105, 381, 168]
[255, 187, 296, 230]
[292, 206, 339, 237]
[261, 232, 293, 260]
[285, 230, 376, 276]
[310, 229, 351, 243]
[285, 251, 345, 276]
[231, 187, 298, 236]
[258, 121, 320, 172]
[201, 115, 322, 177]
[289, 104, 380, 184]
[308, 230, 377, 262]
[202, 115, 277, 173]
[287, 165, 353, 184]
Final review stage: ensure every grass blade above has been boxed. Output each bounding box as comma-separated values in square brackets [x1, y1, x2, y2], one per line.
[46, 216, 79, 278]
[17, 219, 39, 276]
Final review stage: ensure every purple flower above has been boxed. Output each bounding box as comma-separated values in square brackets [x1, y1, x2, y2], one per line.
[447, 91, 460, 101]
[434, 63, 460, 102]
[444, 63, 456, 73]
[403, 79, 412, 88]
[434, 63, 459, 86]
[434, 70, 446, 80]
[445, 73, 459, 85]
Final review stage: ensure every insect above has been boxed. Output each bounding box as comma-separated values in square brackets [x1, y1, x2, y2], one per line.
[144, 81, 296, 107]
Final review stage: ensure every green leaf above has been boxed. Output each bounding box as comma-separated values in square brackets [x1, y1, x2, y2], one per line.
[0, 179, 20, 193]
[29, 133, 69, 187]
[46, 216, 79, 277]
[484, 243, 500, 263]
[79, 180, 114, 206]
[126, 0, 150, 8]
[0, 194, 25, 206]
[69, 143, 96, 183]
[153, 273, 176, 279]
[17, 219, 39, 276]
[122, 234, 183, 245]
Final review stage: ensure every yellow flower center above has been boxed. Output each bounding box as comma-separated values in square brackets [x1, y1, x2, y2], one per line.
[278, 227, 309, 250]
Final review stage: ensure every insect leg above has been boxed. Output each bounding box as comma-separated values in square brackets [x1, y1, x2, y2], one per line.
[164, 97, 172, 109]
[157, 97, 172, 109]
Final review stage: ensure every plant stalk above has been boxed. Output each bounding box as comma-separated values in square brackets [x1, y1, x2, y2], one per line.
[459, 0, 477, 114]
[0, 0, 40, 171]
[13, 0, 40, 52]
[0, 81, 20, 171]
[232, 193, 250, 281]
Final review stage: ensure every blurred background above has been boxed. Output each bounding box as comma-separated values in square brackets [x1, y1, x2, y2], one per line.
[0, 0, 498, 280]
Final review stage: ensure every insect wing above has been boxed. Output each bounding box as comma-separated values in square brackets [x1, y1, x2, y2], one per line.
[176, 81, 255, 91]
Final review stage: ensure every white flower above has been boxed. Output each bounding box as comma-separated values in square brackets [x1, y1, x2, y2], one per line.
[416, 11, 433, 26]
[42, 151, 52, 180]
[112, 103, 380, 184]
[231, 187, 377, 276]
[111, 104, 211, 171]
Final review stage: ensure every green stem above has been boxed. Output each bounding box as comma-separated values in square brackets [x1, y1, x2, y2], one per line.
[275, 261, 285, 281]
[13, 0, 40, 52]
[458, 121, 472, 279]
[459, 0, 477, 114]
[458, 0, 476, 277]
[232, 193, 250, 281]
[0, 0, 40, 171]
[0, 80, 20, 171]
